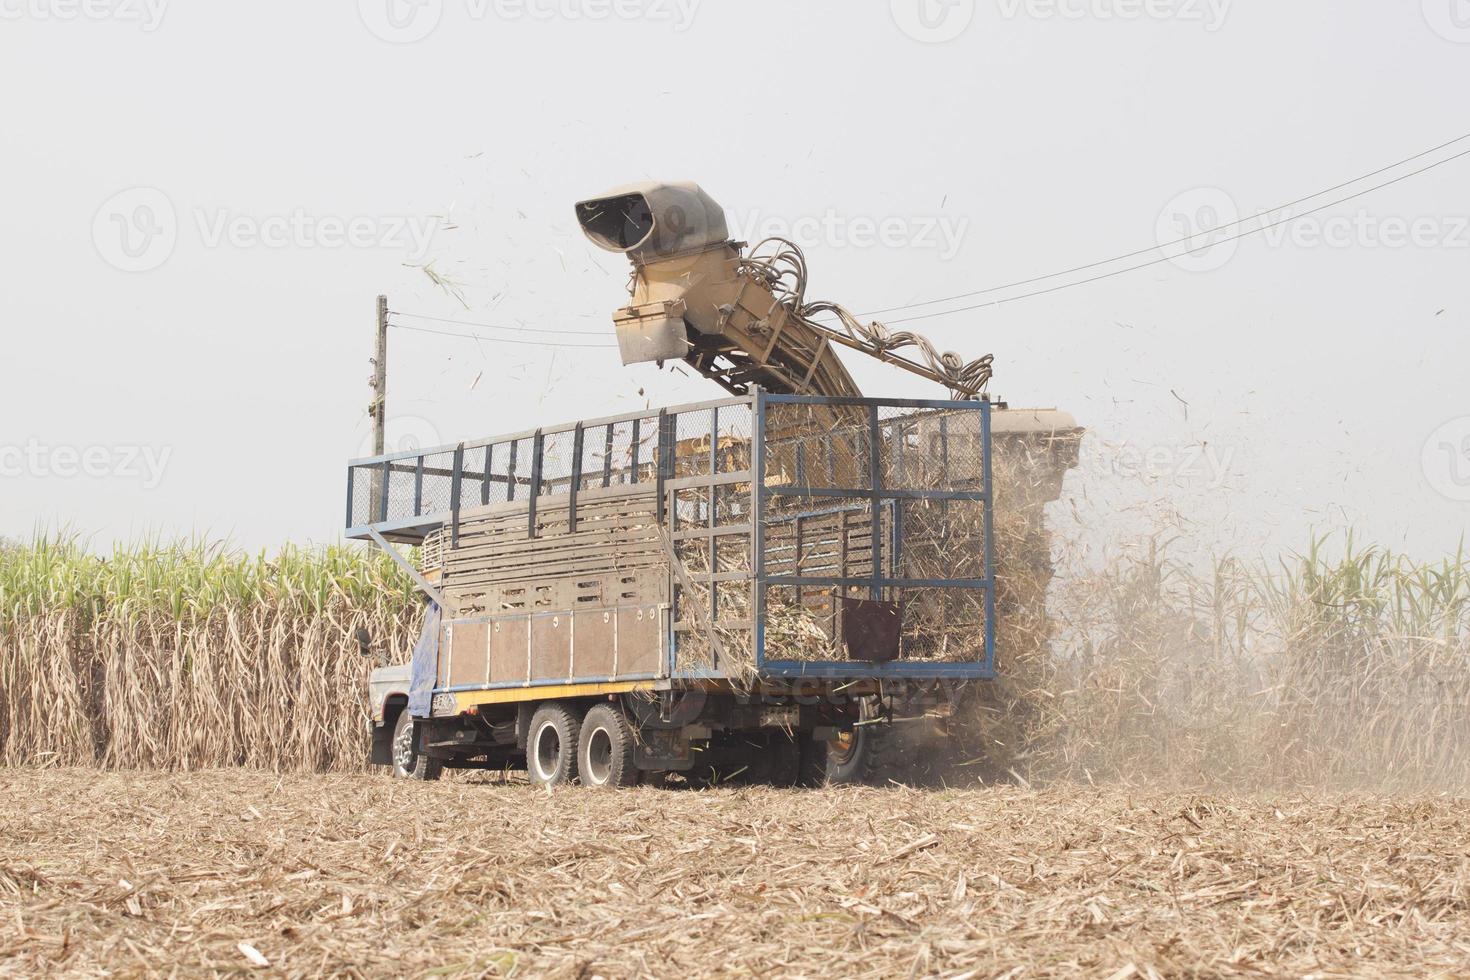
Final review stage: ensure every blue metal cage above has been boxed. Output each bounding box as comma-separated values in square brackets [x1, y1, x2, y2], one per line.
[751, 392, 995, 680]
[345, 390, 996, 689]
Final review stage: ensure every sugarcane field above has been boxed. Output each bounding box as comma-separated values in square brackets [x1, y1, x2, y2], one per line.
[4, 6, 1470, 979]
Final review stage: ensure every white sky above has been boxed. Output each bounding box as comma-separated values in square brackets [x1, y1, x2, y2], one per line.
[2, 0, 1467, 563]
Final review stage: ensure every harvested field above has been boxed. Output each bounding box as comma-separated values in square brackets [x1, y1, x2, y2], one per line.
[4, 769, 1470, 978]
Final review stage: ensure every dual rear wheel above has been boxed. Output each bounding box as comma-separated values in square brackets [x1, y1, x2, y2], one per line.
[526, 701, 639, 789]
[396, 698, 881, 788]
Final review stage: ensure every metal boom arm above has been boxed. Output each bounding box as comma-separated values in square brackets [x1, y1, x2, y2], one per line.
[576, 182, 993, 401]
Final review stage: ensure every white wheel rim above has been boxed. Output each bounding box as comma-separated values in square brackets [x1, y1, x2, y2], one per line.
[393, 721, 414, 774]
[532, 722, 561, 782]
[585, 726, 613, 785]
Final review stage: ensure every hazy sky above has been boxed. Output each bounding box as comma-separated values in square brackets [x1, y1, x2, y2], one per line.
[3, 1, 1467, 562]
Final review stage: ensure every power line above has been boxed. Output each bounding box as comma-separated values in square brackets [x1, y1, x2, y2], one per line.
[879, 144, 1470, 326]
[391, 134, 1470, 341]
[389, 309, 604, 338]
[851, 131, 1470, 321]
[389, 321, 617, 349]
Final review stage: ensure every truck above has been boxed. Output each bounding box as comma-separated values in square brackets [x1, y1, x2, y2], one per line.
[350, 182, 1080, 787]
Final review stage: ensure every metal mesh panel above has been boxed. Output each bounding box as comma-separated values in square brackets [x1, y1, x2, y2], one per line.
[671, 486, 707, 528]
[714, 403, 754, 474]
[631, 419, 658, 484]
[756, 399, 993, 669]
[538, 430, 577, 497]
[895, 586, 988, 661]
[879, 406, 986, 492]
[763, 584, 843, 660]
[712, 482, 748, 525]
[492, 438, 532, 502]
[764, 402, 871, 492]
[579, 423, 612, 489]
[419, 451, 455, 516]
[462, 444, 491, 507]
[894, 497, 988, 583]
[604, 422, 629, 486]
[673, 409, 714, 478]
[385, 461, 417, 521]
[346, 398, 758, 543]
[349, 465, 374, 526]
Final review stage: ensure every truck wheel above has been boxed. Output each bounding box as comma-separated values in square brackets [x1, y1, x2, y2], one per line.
[800, 699, 883, 786]
[821, 725, 872, 785]
[577, 703, 640, 789]
[391, 711, 443, 781]
[527, 702, 582, 787]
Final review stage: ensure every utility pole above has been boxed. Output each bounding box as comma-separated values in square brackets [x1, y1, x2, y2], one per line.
[371, 294, 388, 457]
[367, 295, 388, 533]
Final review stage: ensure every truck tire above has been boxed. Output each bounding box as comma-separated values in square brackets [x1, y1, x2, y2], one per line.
[527, 702, 582, 787]
[799, 700, 884, 786]
[821, 726, 873, 785]
[390, 711, 443, 781]
[577, 703, 640, 789]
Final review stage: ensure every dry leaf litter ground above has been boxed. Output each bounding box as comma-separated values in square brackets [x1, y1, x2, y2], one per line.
[3, 769, 1470, 978]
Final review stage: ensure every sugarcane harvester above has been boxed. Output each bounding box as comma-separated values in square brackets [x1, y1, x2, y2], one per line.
[350, 182, 1081, 786]
[576, 182, 994, 402]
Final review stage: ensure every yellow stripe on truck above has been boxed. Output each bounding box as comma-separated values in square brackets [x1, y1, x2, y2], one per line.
[450, 680, 660, 712]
